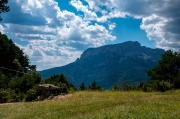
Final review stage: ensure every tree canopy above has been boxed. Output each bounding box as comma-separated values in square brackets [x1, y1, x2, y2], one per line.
[0, 32, 31, 76]
[147, 50, 180, 91]
[0, 33, 42, 103]
[0, 0, 10, 21]
[43, 74, 75, 93]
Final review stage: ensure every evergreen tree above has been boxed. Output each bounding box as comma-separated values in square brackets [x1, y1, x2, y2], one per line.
[79, 82, 86, 90]
[147, 50, 180, 91]
[0, 0, 10, 21]
[88, 81, 103, 91]
[0, 33, 42, 102]
[0, 32, 30, 76]
[121, 81, 133, 91]
[43, 74, 75, 93]
[112, 83, 121, 91]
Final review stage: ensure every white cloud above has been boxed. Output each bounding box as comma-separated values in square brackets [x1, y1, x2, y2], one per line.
[108, 23, 116, 30]
[79, 0, 180, 50]
[70, 0, 126, 22]
[1, 0, 179, 70]
[1, 0, 116, 70]
[114, 0, 180, 50]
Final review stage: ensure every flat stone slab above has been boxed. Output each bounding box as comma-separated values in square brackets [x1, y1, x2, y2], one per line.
[38, 84, 60, 91]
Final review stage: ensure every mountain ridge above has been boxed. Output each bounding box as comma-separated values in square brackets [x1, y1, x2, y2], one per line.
[39, 41, 165, 89]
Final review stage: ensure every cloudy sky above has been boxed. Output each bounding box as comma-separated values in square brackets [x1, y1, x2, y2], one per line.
[0, 0, 179, 71]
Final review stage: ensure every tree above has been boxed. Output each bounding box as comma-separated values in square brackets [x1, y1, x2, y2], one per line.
[0, 0, 10, 21]
[43, 74, 75, 93]
[0, 33, 43, 102]
[148, 50, 180, 83]
[112, 83, 121, 91]
[0, 32, 30, 76]
[88, 81, 103, 91]
[79, 82, 86, 90]
[121, 81, 133, 91]
[147, 50, 180, 91]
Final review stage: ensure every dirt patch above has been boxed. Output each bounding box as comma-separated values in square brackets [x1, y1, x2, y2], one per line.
[54, 94, 73, 99]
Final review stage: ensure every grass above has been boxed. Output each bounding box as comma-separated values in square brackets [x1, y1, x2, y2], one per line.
[0, 90, 180, 119]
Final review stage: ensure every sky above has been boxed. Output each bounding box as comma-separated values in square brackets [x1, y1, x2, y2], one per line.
[0, 0, 179, 71]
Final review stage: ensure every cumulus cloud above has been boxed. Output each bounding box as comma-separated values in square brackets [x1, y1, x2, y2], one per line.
[115, 0, 180, 51]
[0, 0, 116, 70]
[70, 0, 126, 22]
[1, 0, 179, 70]
[77, 0, 180, 50]
[108, 23, 116, 30]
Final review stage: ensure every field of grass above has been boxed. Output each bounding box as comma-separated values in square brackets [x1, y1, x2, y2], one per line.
[0, 90, 180, 119]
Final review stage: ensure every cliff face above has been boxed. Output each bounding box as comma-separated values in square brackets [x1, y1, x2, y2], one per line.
[39, 41, 165, 89]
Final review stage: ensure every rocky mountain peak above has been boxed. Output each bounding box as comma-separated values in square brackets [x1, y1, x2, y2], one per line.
[39, 41, 165, 89]
[80, 41, 163, 61]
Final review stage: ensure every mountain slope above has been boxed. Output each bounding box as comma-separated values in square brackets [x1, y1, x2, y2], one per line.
[39, 41, 165, 89]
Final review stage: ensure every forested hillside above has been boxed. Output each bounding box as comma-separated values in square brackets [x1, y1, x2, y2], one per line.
[0, 32, 33, 75]
[0, 33, 74, 103]
[0, 32, 42, 102]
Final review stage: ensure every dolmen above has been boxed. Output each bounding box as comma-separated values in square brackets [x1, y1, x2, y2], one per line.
[37, 84, 64, 100]
[38, 84, 60, 91]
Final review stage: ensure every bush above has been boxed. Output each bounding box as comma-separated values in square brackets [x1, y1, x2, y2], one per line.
[26, 88, 38, 101]
[158, 81, 172, 92]
[121, 82, 133, 91]
[0, 88, 17, 103]
[148, 80, 172, 92]
[88, 81, 103, 91]
[112, 83, 121, 91]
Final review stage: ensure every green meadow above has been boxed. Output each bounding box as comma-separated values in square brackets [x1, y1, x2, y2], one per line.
[0, 90, 180, 119]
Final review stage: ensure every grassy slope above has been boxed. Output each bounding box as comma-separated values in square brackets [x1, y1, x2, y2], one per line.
[0, 90, 180, 119]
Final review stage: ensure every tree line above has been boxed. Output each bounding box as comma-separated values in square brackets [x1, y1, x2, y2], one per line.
[79, 50, 180, 92]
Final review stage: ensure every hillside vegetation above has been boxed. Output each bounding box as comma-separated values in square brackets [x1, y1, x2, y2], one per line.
[0, 90, 180, 119]
[0, 32, 74, 103]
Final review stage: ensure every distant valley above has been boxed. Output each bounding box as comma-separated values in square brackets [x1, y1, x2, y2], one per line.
[39, 41, 165, 89]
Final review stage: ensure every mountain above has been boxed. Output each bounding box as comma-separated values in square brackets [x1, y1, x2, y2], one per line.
[39, 41, 165, 89]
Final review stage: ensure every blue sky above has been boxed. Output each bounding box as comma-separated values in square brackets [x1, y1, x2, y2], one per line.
[0, 0, 179, 70]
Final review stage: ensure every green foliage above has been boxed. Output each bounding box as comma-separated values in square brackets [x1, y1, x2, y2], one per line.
[121, 81, 133, 91]
[0, 88, 25, 103]
[0, 32, 32, 76]
[151, 80, 171, 92]
[112, 83, 121, 91]
[0, 33, 42, 103]
[79, 82, 86, 90]
[88, 81, 103, 91]
[0, 0, 10, 21]
[25, 86, 40, 101]
[8, 71, 41, 93]
[0, 71, 42, 103]
[135, 82, 145, 91]
[43, 74, 75, 93]
[173, 71, 180, 89]
[0, 70, 11, 89]
[147, 50, 180, 91]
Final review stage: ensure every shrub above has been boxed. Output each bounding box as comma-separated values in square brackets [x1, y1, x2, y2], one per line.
[121, 82, 133, 91]
[0, 88, 17, 103]
[112, 83, 121, 91]
[26, 88, 38, 101]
